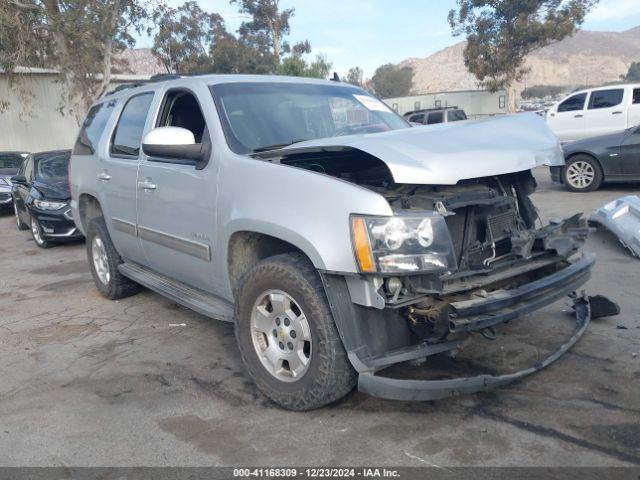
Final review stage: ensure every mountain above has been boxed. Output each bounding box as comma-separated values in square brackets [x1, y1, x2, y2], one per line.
[400, 27, 640, 96]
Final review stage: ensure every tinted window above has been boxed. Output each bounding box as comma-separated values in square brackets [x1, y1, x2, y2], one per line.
[588, 89, 624, 109]
[633, 88, 640, 105]
[111, 93, 154, 157]
[409, 114, 425, 123]
[23, 157, 34, 181]
[73, 100, 115, 155]
[157, 91, 207, 143]
[447, 110, 467, 121]
[35, 151, 70, 182]
[558, 93, 587, 112]
[427, 111, 443, 124]
[0, 153, 26, 169]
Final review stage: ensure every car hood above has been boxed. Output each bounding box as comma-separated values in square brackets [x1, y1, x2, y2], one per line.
[282, 112, 563, 185]
[33, 179, 70, 200]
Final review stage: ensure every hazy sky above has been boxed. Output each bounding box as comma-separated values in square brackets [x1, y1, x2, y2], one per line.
[137, 0, 640, 77]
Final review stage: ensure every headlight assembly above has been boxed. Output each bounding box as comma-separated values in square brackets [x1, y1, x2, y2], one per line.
[351, 214, 457, 274]
[33, 199, 67, 210]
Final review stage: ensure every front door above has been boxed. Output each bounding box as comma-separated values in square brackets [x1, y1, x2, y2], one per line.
[12, 155, 33, 221]
[583, 88, 627, 138]
[136, 85, 218, 292]
[547, 92, 587, 142]
[618, 127, 640, 176]
[100, 91, 155, 263]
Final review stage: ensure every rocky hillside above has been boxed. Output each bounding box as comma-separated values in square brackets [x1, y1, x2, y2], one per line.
[400, 26, 640, 96]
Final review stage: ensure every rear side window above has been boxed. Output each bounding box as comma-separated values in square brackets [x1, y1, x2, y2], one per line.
[427, 111, 443, 124]
[73, 100, 116, 155]
[633, 88, 640, 104]
[23, 156, 34, 181]
[111, 93, 154, 157]
[588, 89, 624, 109]
[447, 110, 467, 121]
[0, 153, 25, 169]
[408, 113, 424, 123]
[558, 93, 586, 112]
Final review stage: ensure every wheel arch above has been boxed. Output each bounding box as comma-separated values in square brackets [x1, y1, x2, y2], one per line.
[77, 193, 104, 233]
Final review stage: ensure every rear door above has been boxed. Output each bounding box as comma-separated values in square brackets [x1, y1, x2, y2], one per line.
[618, 127, 640, 176]
[547, 92, 587, 141]
[583, 88, 626, 138]
[100, 91, 155, 263]
[629, 87, 640, 128]
[427, 111, 443, 124]
[136, 83, 218, 291]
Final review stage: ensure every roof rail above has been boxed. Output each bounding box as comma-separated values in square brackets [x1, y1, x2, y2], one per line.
[149, 73, 182, 82]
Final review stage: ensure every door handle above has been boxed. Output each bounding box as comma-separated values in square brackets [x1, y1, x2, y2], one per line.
[97, 172, 111, 181]
[612, 111, 623, 115]
[574, 114, 583, 118]
[137, 180, 157, 190]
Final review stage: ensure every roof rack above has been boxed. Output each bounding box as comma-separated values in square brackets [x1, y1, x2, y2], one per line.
[103, 73, 184, 97]
[403, 106, 460, 116]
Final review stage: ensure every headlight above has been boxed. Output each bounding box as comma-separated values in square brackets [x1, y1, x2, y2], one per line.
[33, 199, 67, 210]
[351, 214, 457, 273]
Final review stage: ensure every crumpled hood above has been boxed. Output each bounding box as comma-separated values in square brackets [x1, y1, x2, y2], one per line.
[33, 179, 70, 200]
[286, 112, 563, 185]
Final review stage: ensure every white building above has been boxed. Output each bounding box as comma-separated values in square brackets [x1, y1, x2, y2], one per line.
[383, 89, 508, 119]
[0, 68, 149, 153]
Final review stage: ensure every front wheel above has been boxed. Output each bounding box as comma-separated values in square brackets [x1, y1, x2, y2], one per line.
[30, 216, 50, 248]
[14, 203, 28, 230]
[235, 253, 356, 410]
[563, 155, 603, 192]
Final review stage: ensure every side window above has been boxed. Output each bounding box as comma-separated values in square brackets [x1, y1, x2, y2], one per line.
[434, 100, 442, 108]
[73, 100, 116, 155]
[23, 157, 34, 181]
[499, 95, 506, 109]
[414, 101, 421, 111]
[558, 93, 587, 112]
[632, 88, 640, 105]
[110, 93, 154, 157]
[427, 111, 443, 124]
[588, 89, 624, 109]
[156, 90, 207, 143]
[409, 113, 424, 123]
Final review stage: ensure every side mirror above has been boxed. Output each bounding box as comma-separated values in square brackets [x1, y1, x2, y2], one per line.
[11, 175, 27, 185]
[141, 126, 209, 168]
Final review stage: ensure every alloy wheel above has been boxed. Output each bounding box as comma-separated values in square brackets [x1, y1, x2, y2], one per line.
[91, 236, 111, 285]
[31, 217, 44, 245]
[566, 161, 595, 189]
[250, 289, 312, 382]
[14, 203, 21, 229]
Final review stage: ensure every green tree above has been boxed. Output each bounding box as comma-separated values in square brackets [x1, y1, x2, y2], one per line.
[620, 61, 640, 82]
[370, 64, 413, 98]
[448, 0, 598, 112]
[345, 66, 363, 87]
[152, 1, 225, 74]
[277, 53, 331, 79]
[0, 0, 157, 119]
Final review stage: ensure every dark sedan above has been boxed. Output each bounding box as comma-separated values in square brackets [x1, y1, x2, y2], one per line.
[11, 149, 83, 248]
[550, 125, 640, 192]
[0, 151, 29, 207]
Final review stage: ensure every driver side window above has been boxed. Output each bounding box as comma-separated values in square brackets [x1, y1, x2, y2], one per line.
[157, 90, 208, 143]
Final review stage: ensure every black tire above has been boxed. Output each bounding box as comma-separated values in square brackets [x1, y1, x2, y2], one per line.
[30, 216, 50, 248]
[85, 216, 140, 300]
[563, 155, 603, 192]
[234, 252, 356, 410]
[14, 203, 28, 230]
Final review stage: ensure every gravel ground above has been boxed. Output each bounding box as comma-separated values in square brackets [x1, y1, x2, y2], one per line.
[0, 167, 638, 467]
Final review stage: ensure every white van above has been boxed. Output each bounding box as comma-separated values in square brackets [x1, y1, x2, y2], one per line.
[546, 83, 640, 142]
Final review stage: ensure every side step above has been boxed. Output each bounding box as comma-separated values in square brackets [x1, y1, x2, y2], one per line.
[118, 262, 235, 322]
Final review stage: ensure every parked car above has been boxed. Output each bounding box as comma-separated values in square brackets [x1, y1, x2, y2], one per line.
[546, 83, 640, 142]
[549, 125, 640, 192]
[403, 107, 467, 125]
[0, 151, 28, 208]
[70, 75, 596, 410]
[11, 149, 82, 248]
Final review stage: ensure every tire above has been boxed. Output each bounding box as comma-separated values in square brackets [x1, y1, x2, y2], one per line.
[85, 216, 140, 300]
[30, 216, 50, 248]
[563, 155, 603, 192]
[14, 203, 28, 230]
[234, 252, 356, 410]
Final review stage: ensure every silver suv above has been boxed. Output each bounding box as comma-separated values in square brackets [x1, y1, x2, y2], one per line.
[70, 74, 597, 410]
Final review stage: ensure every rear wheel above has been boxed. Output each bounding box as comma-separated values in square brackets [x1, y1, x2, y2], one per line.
[86, 217, 140, 299]
[563, 155, 602, 192]
[235, 253, 356, 410]
[30, 216, 50, 248]
[14, 203, 28, 230]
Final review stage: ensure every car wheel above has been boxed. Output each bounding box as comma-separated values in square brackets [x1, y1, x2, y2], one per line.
[235, 252, 356, 411]
[14, 203, 28, 230]
[30, 216, 50, 248]
[86, 217, 140, 300]
[563, 155, 603, 192]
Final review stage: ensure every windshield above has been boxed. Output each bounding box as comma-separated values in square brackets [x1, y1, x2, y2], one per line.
[210, 82, 409, 153]
[0, 153, 26, 169]
[35, 151, 70, 182]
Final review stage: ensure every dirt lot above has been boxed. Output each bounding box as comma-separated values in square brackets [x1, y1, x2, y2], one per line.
[0, 167, 639, 467]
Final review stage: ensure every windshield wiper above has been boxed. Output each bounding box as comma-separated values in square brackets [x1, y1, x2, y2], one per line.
[252, 139, 308, 153]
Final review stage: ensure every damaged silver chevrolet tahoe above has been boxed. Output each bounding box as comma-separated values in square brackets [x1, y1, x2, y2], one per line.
[70, 75, 607, 410]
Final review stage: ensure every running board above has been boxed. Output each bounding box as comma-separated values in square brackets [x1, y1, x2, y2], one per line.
[118, 262, 234, 322]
